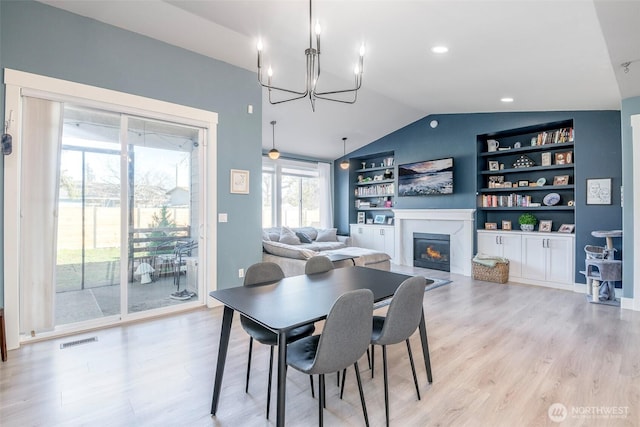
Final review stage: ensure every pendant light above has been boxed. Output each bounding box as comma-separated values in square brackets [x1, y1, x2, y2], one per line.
[340, 137, 349, 170]
[268, 120, 280, 160]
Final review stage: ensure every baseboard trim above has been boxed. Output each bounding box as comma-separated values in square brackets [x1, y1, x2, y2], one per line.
[621, 297, 638, 311]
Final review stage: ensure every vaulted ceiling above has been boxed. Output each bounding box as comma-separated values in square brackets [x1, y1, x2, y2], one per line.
[40, 0, 640, 160]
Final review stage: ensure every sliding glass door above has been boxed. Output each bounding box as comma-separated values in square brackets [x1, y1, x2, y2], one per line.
[52, 105, 202, 328]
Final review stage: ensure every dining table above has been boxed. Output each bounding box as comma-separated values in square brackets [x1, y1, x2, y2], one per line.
[209, 266, 434, 426]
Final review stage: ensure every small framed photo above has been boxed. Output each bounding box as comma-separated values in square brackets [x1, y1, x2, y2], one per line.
[502, 220, 512, 231]
[558, 224, 575, 233]
[541, 152, 552, 166]
[586, 178, 612, 205]
[366, 218, 374, 224]
[518, 180, 529, 187]
[387, 217, 394, 225]
[230, 169, 250, 194]
[488, 161, 500, 171]
[357, 212, 365, 224]
[485, 222, 497, 230]
[539, 220, 552, 232]
[553, 175, 569, 186]
[374, 214, 386, 224]
[555, 151, 573, 165]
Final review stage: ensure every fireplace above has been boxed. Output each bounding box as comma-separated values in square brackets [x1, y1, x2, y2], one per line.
[413, 233, 450, 272]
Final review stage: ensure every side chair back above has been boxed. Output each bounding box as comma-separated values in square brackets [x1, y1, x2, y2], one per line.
[244, 262, 284, 286]
[305, 255, 334, 275]
[372, 276, 427, 345]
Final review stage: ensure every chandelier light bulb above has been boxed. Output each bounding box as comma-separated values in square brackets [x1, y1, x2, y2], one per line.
[268, 149, 280, 160]
[354, 65, 360, 75]
[359, 44, 365, 57]
[257, 39, 263, 51]
[315, 21, 322, 35]
[267, 66, 273, 77]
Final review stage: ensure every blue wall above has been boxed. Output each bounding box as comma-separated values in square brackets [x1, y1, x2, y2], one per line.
[0, 0, 264, 306]
[621, 96, 640, 298]
[335, 111, 623, 285]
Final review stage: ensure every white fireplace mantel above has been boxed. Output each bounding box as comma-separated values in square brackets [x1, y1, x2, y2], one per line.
[393, 209, 476, 276]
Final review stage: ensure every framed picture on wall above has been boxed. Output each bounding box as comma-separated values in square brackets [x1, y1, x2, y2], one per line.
[586, 178, 612, 205]
[230, 169, 250, 194]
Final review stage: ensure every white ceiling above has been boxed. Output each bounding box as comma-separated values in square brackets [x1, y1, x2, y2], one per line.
[39, 0, 640, 161]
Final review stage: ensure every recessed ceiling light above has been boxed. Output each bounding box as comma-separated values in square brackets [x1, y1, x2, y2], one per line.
[431, 46, 448, 54]
[501, 97, 514, 103]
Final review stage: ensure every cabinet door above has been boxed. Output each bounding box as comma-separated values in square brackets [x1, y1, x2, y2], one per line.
[521, 235, 546, 280]
[477, 233, 501, 257]
[478, 232, 521, 278]
[350, 225, 374, 249]
[500, 233, 522, 278]
[376, 226, 395, 259]
[546, 236, 574, 284]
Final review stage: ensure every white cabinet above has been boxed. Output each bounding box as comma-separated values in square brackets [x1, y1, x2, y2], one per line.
[521, 234, 574, 286]
[477, 230, 574, 288]
[350, 224, 395, 260]
[477, 231, 522, 278]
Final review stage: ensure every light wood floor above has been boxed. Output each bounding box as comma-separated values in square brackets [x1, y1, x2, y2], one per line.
[1, 266, 639, 426]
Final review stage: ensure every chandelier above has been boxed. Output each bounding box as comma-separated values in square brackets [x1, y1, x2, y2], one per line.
[257, 0, 365, 111]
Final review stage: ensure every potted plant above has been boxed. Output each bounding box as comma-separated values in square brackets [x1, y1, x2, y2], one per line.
[518, 212, 537, 232]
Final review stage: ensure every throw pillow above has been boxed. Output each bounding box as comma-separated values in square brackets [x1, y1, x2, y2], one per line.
[262, 230, 271, 241]
[279, 226, 301, 245]
[296, 231, 313, 243]
[316, 228, 338, 242]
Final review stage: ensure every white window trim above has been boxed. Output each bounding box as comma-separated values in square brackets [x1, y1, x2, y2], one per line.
[262, 156, 332, 228]
[3, 69, 219, 350]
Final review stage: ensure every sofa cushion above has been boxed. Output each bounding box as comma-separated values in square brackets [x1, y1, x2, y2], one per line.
[296, 231, 313, 243]
[263, 240, 317, 260]
[315, 228, 338, 242]
[293, 226, 318, 241]
[279, 226, 301, 245]
[262, 230, 271, 241]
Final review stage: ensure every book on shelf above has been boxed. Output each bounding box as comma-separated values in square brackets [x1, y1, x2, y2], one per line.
[535, 128, 573, 145]
[481, 194, 532, 208]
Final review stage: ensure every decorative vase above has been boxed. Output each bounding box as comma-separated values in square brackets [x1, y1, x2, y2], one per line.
[520, 224, 534, 232]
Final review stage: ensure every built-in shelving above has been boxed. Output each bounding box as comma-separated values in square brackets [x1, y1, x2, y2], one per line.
[477, 120, 576, 232]
[349, 152, 395, 225]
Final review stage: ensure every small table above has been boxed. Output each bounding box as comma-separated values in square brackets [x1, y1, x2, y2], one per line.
[325, 252, 359, 265]
[209, 267, 434, 426]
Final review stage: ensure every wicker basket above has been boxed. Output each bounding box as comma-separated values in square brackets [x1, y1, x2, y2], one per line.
[472, 260, 509, 284]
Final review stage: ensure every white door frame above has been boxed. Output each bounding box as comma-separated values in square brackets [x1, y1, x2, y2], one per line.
[3, 69, 218, 350]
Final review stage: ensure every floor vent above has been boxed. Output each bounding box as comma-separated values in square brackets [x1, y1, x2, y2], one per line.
[60, 337, 98, 349]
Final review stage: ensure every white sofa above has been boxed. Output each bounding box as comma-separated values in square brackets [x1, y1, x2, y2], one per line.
[262, 226, 391, 277]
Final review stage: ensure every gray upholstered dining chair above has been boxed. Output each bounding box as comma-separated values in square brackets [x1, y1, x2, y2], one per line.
[305, 255, 335, 274]
[369, 275, 426, 426]
[241, 262, 315, 419]
[286, 289, 374, 427]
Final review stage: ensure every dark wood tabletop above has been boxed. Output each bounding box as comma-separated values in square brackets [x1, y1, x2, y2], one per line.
[209, 266, 426, 331]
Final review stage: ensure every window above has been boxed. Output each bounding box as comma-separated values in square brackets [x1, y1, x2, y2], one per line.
[262, 157, 330, 228]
